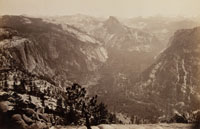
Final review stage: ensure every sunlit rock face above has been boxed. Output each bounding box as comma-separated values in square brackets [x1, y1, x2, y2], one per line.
[0, 15, 108, 86]
[128, 27, 200, 118]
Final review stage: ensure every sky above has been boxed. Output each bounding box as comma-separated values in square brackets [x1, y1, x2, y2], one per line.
[0, 0, 200, 18]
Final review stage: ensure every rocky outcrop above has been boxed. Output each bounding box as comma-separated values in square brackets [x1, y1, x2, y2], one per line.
[0, 46, 69, 128]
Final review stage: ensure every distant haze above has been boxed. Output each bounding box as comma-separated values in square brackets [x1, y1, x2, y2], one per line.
[0, 0, 200, 17]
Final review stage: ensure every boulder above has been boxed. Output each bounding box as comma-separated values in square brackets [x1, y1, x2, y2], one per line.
[98, 124, 114, 129]
[24, 108, 37, 117]
[0, 101, 9, 113]
[12, 114, 28, 129]
[170, 114, 188, 123]
[29, 121, 48, 129]
[12, 114, 23, 122]
[22, 114, 34, 125]
[39, 113, 49, 122]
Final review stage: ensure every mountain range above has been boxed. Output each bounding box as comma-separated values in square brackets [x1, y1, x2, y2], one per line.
[0, 14, 200, 121]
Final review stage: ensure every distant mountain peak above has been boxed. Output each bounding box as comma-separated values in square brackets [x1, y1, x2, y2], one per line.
[104, 16, 125, 34]
[106, 16, 120, 24]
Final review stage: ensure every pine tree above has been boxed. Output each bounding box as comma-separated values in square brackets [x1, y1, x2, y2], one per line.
[64, 83, 117, 128]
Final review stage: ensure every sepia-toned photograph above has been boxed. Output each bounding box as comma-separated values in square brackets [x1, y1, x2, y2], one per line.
[0, 0, 200, 129]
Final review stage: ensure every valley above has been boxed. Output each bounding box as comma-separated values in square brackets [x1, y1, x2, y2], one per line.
[0, 14, 200, 128]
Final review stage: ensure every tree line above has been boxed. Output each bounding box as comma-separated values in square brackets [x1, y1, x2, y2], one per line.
[55, 83, 118, 129]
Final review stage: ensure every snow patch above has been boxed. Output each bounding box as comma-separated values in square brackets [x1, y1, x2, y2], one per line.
[149, 62, 162, 79]
[175, 58, 180, 87]
[63, 25, 101, 44]
[181, 59, 188, 93]
[23, 18, 32, 24]
[97, 47, 108, 62]
[80, 47, 108, 63]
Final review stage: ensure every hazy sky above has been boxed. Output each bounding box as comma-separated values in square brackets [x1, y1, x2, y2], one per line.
[0, 0, 200, 17]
